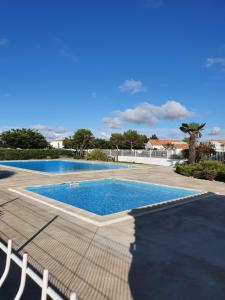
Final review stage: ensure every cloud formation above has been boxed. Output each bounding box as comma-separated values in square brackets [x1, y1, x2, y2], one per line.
[119, 79, 145, 94]
[31, 124, 72, 140]
[0, 38, 10, 47]
[205, 57, 225, 69]
[103, 100, 192, 128]
[102, 117, 123, 129]
[208, 126, 224, 136]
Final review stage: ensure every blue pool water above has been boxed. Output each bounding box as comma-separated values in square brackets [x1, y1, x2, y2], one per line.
[27, 179, 198, 215]
[0, 160, 131, 173]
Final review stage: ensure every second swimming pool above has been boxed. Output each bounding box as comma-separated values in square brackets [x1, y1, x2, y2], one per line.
[27, 179, 199, 215]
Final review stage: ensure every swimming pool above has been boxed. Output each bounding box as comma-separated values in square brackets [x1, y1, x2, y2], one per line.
[27, 179, 199, 215]
[0, 160, 132, 173]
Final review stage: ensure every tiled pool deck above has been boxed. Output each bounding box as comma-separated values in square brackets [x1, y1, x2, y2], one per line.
[0, 162, 225, 299]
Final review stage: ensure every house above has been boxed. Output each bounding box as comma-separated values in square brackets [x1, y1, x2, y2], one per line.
[146, 139, 189, 154]
[208, 140, 225, 152]
[50, 140, 64, 149]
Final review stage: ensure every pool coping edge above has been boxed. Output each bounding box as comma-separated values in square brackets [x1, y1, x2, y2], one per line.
[8, 178, 207, 227]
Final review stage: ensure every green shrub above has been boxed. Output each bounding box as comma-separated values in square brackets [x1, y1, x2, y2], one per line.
[176, 160, 225, 182]
[216, 170, 225, 183]
[85, 149, 109, 161]
[198, 161, 222, 180]
[199, 160, 223, 171]
[176, 163, 194, 177]
[197, 169, 217, 181]
[192, 169, 204, 179]
[0, 148, 72, 160]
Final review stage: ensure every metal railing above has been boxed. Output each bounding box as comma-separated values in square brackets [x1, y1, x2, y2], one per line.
[0, 239, 76, 300]
[102, 149, 170, 158]
[213, 152, 225, 163]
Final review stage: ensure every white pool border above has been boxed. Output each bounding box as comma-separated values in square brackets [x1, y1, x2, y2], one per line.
[8, 178, 207, 227]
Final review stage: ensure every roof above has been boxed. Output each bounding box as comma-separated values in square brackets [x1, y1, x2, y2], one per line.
[148, 139, 189, 149]
[209, 140, 225, 145]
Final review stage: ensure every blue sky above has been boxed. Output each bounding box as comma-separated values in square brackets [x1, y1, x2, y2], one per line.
[0, 0, 225, 140]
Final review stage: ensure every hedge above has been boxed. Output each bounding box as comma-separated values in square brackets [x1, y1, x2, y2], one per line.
[85, 149, 109, 161]
[0, 148, 72, 160]
[176, 160, 225, 182]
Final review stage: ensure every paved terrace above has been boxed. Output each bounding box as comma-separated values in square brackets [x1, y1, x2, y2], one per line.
[0, 164, 225, 299]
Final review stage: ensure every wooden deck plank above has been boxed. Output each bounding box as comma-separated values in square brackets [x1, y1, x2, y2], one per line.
[0, 163, 224, 299]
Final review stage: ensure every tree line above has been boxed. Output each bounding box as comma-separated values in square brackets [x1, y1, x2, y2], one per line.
[0, 128, 158, 151]
[0, 123, 212, 165]
[63, 129, 153, 154]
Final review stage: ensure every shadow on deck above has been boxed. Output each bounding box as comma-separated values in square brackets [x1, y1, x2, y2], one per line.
[128, 192, 225, 300]
[0, 170, 15, 179]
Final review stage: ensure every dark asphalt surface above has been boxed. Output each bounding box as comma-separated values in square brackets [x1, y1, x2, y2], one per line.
[129, 192, 225, 300]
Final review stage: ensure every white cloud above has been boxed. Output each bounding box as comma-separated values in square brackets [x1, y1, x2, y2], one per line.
[159, 101, 192, 120]
[102, 117, 123, 129]
[102, 100, 192, 128]
[117, 103, 157, 125]
[205, 57, 225, 68]
[93, 127, 184, 140]
[119, 79, 145, 94]
[0, 38, 10, 47]
[92, 129, 111, 140]
[31, 124, 72, 141]
[55, 38, 78, 63]
[0, 124, 72, 141]
[208, 126, 225, 136]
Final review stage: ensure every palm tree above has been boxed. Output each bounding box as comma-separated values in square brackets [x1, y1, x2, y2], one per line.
[180, 122, 206, 164]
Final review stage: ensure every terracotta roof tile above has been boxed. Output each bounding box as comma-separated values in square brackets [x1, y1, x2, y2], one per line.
[209, 140, 225, 145]
[148, 139, 188, 149]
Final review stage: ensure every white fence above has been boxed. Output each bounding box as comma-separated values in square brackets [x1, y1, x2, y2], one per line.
[0, 239, 76, 300]
[117, 155, 185, 166]
[102, 149, 184, 166]
[103, 149, 170, 158]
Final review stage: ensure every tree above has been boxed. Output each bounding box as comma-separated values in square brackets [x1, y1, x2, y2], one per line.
[109, 133, 124, 149]
[164, 143, 175, 150]
[109, 133, 124, 161]
[73, 129, 94, 155]
[150, 134, 158, 140]
[91, 138, 110, 149]
[0, 128, 49, 149]
[123, 130, 148, 150]
[180, 123, 206, 164]
[195, 142, 216, 162]
[0, 139, 4, 148]
[63, 137, 75, 149]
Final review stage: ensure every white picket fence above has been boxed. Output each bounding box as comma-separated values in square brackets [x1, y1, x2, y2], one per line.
[0, 239, 76, 300]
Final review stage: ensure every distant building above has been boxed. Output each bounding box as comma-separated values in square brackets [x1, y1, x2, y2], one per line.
[146, 139, 188, 154]
[50, 140, 64, 149]
[208, 140, 225, 152]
